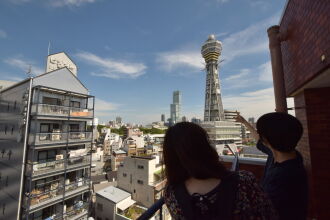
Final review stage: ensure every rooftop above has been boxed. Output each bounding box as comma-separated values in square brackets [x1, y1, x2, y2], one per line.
[96, 186, 131, 203]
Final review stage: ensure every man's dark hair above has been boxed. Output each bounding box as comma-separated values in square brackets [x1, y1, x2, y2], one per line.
[256, 112, 303, 152]
[163, 122, 228, 185]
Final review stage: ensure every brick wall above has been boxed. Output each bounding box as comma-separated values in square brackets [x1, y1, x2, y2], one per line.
[294, 88, 330, 219]
[304, 88, 330, 219]
[280, 0, 330, 96]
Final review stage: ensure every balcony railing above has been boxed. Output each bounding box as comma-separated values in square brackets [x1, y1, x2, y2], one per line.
[64, 202, 89, 220]
[31, 104, 93, 118]
[30, 132, 92, 145]
[25, 184, 64, 209]
[24, 179, 90, 212]
[67, 155, 91, 169]
[26, 155, 91, 177]
[65, 179, 90, 193]
[69, 132, 92, 142]
[27, 158, 66, 176]
[31, 132, 68, 145]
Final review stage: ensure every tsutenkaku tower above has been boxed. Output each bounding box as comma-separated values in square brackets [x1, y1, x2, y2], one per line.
[201, 34, 225, 121]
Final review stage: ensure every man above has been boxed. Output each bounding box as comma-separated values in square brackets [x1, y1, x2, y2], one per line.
[236, 112, 308, 220]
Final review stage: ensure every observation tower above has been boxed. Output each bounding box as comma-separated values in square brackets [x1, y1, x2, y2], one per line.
[201, 34, 225, 121]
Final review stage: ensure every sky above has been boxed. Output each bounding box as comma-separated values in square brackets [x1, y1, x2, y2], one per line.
[0, 0, 291, 124]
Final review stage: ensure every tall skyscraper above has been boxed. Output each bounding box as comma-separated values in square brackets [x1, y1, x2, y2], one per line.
[170, 91, 181, 124]
[161, 114, 165, 122]
[201, 34, 225, 121]
[116, 116, 122, 124]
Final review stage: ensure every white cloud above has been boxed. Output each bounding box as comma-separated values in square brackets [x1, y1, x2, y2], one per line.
[224, 68, 249, 81]
[216, 0, 230, 3]
[94, 98, 120, 118]
[258, 61, 272, 81]
[76, 51, 147, 79]
[95, 98, 118, 111]
[0, 29, 7, 39]
[156, 13, 280, 73]
[223, 87, 276, 118]
[248, 0, 271, 10]
[4, 57, 44, 75]
[221, 14, 279, 63]
[50, 0, 96, 7]
[156, 50, 204, 72]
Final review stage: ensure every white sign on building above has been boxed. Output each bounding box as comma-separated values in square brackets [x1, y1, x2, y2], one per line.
[46, 52, 78, 76]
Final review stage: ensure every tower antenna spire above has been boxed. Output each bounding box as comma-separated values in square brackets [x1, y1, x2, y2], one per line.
[26, 64, 32, 78]
[48, 41, 51, 55]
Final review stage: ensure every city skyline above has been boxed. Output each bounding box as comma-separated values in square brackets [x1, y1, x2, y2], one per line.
[0, 0, 289, 124]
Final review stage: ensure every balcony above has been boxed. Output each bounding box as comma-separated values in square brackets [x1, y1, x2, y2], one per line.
[67, 155, 91, 170]
[27, 158, 66, 177]
[31, 132, 68, 145]
[68, 132, 92, 143]
[30, 132, 92, 146]
[24, 179, 90, 213]
[64, 202, 89, 220]
[31, 104, 93, 119]
[26, 155, 91, 178]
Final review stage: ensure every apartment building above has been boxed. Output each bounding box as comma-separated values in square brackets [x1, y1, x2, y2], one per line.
[95, 186, 136, 220]
[0, 64, 94, 220]
[122, 136, 144, 156]
[117, 156, 165, 208]
[110, 150, 127, 171]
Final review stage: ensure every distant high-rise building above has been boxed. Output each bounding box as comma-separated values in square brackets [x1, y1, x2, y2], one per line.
[202, 34, 225, 121]
[191, 117, 202, 124]
[248, 117, 255, 124]
[170, 90, 181, 124]
[182, 116, 187, 122]
[116, 116, 122, 124]
[161, 114, 165, 122]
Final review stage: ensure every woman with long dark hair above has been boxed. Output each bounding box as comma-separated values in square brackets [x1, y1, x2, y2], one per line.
[163, 122, 277, 219]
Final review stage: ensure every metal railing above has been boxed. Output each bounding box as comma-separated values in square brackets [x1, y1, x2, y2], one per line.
[25, 184, 64, 208]
[67, 155, 90, 169]
[137, 145, 240, 220]
[32, 132, 68, 145]
[26, 155, 90, 177]
[27, 158, 66, 176]
[69, 132, 92, 142]
[24, 179, 90, 210]
[30, 132, 92, 145]
[31, 104, 93, 118]
[64, 202, 89, 219]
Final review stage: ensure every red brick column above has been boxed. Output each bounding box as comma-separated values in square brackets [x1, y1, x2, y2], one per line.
[295, 87, 330, 219]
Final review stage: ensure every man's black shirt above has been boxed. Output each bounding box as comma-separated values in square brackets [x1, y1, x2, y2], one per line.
[257, 141, 308, 220]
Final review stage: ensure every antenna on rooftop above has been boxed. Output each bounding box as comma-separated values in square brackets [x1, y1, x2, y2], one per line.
[26, 65, 32, 78]
[48, 41, 51, 55]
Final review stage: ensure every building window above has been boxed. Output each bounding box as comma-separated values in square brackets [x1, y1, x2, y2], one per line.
[42, 97, 62, 106]
[97, 203, 103, 211]
[137, 180, 143, 185]
[137, 165, 144, 169]
[123, 173, 127, 177]
[70, 101, 81, 108]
